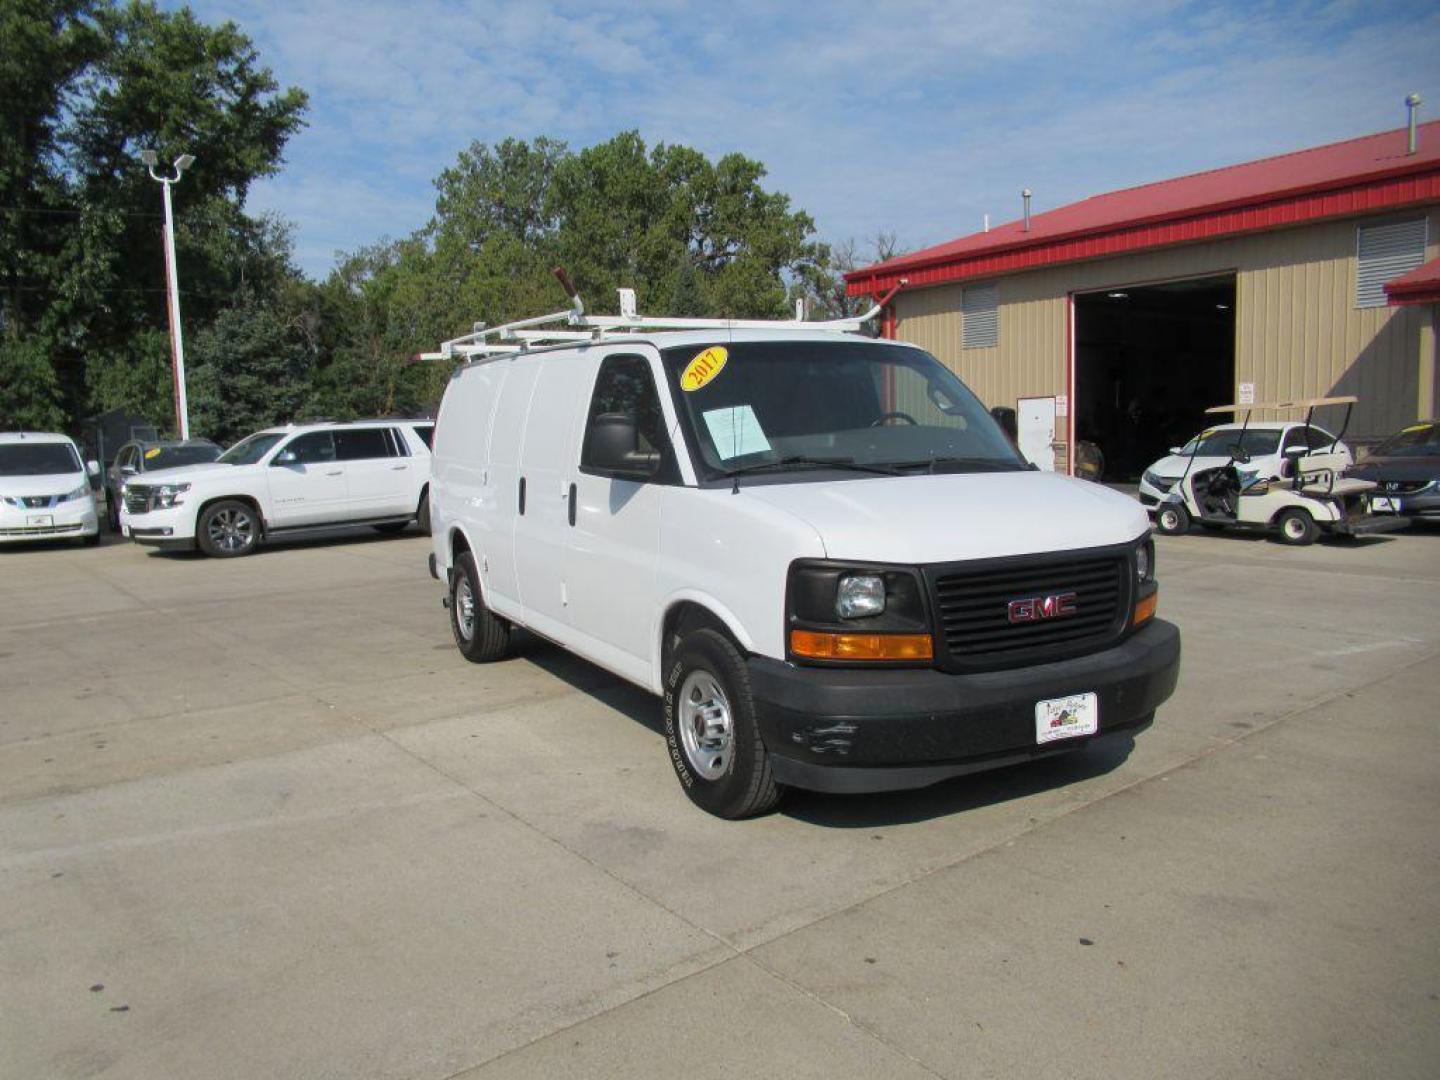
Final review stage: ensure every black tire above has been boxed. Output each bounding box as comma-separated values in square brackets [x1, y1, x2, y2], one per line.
[81, 530, 101, 547]
[449, 551, 510, 662]
[196, 500, 261, 558]
[1154, 502, 1190, 536]
[372, 521, 409, 534]
[416, 488, 431, 535]
[663, 628, 780, 819]
[1274, 507, 1319, 546]
[106, 491, 120, 531]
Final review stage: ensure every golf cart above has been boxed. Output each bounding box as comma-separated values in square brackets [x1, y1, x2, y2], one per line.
[1153, 395, 1406, 545]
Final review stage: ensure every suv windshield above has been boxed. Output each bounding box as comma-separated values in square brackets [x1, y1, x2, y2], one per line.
[217, 432, 284, 465]
[143, 445, 222, 471]
[1373, 422, 1440, 457]
[0, 442, 81, 476]
[1178, 429, 1282, 458]
[660, 340, 1024, 481]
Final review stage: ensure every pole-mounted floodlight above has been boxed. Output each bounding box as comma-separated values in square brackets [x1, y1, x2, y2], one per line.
[141, 151, 195, 439]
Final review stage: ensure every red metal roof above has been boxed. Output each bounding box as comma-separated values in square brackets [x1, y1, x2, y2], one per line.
[847, 121, 1440, 296]
[1385, 255, 1440, 305]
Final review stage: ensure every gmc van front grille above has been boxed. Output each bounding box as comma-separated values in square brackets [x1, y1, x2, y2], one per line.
[926, 549, 1129, 671]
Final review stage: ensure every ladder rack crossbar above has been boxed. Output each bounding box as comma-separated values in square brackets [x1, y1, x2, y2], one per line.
[420, 290, 889, 364]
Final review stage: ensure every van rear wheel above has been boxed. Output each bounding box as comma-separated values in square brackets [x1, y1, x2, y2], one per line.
[664, 629, 780, 819]
[449, 551, 510, 662]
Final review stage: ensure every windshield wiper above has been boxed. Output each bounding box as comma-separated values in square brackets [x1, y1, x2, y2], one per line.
[720, 456, 905, 491]
[889, 456, 1028, 474]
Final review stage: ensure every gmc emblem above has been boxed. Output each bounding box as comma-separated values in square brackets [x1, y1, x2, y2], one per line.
[1008, 592, 1078, 624]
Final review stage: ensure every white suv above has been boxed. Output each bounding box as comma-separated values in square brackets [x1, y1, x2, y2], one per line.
[428, 304, 1180, 818]
[0, 432, 101, 546]
[122, 419, 434, 557]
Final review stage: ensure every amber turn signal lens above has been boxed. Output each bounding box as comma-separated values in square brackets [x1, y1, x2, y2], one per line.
[1132, 590, 1158, 626]
[790, 630, 934, 661]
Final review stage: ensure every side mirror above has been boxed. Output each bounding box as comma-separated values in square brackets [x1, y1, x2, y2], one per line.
[583, 414, 661, 481]
[1169, 446, 1183, 455]
[1282, 445, 1307, 458]
[120, 465, 138, 476]
[272, 450, 298, 466]
[86, 460, 100, 477]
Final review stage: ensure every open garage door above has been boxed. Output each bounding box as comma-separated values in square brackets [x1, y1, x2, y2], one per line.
[1073, 275, 1235, 482]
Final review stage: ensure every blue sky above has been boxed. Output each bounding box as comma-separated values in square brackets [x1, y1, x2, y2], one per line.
[178, 0, 1440, 280]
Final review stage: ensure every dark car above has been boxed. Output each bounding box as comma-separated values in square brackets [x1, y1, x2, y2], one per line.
[104, 438, 222, 530]
[1348, 420, 1440, 523]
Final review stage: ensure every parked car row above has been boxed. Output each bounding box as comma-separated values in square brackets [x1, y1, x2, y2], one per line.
[2, 419, 434, 555]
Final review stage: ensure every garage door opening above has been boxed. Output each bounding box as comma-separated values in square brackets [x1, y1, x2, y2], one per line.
[1073, 275, 1235, 482]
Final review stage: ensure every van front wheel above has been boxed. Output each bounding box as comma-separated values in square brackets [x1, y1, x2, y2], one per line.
[664, 629, 780, 819]
[449, 552, 510, 662]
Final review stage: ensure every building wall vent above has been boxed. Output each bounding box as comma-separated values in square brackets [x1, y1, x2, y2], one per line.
[961, 282, 999, 348]
[1355, 218, 1427, 308]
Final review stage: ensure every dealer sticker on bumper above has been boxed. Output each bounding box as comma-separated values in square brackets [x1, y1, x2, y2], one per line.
[1370, 496, 1400, 513]
[1036, 692, 1099, 744]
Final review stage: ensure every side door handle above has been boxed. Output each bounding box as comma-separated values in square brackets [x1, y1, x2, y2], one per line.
[518, 477, 526, 515]
[567, 483, 577, 527]
[326, 470, 342, 477]
[390, 464, 407, 471]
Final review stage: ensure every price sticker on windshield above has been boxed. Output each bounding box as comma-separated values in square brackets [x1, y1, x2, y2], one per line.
[681, 346, 727, 392]
[144, 447, 162, 459]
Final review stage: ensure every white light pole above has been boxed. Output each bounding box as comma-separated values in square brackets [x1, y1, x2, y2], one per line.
[140, 149, 196, 439]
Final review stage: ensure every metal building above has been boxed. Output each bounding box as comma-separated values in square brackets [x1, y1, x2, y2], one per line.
[846, 120, 1440, 478]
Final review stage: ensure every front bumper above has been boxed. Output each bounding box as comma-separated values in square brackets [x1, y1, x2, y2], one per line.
[750, 618, 1180, 794]
[123, 505, 196, 548]
[0, 501, 98, 543]
[1330, 514, 1410, 536]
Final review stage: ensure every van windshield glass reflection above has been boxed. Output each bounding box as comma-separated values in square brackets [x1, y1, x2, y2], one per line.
[661, 340, 1024, 480]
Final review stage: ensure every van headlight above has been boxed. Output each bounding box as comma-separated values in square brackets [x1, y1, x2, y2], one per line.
[1136, 538, 1155, 583]
[787, 561, 932, 664]
[836, 574, 886, 618]
[61, 484, 91, 502]
[151, 483, 190, 508]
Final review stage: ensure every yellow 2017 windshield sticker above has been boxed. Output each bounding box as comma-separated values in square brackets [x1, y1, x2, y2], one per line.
[1401, 423, 1430, 433]
[144, 447, 162, 459]
[681, 346, 727, 392]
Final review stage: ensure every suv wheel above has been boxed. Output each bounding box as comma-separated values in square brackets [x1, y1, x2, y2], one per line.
[664, 629, 780, 819]
[449, 551, 510, 662]
[197, 500, 260, 557]
[416, 488, 431, 535]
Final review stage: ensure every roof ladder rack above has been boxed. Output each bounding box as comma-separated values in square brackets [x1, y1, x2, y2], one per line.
[417, 268, 896, 363]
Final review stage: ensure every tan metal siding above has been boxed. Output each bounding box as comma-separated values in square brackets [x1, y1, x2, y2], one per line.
[894, 207, 1440, 442]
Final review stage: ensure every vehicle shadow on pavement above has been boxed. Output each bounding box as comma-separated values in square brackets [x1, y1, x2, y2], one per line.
[515, 633, 1139, 826]
[780, 736, 1137, 828]
[141, 526, 421, 558]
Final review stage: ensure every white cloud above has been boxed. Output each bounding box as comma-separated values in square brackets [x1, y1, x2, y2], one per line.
[185, 0, 1440, 277]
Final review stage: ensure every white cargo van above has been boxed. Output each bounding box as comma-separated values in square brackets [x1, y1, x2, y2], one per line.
[427, 292, 1180, 818]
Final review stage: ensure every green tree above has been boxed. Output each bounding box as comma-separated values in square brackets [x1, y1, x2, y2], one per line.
[0, 0, 307, 430]
[186, 288, 313, 444]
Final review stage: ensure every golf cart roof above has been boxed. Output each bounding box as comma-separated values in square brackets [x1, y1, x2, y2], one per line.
[1204, 395, 1358, 414]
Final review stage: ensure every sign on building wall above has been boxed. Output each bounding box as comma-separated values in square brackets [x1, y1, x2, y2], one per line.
[1239, 382, 1255, 405]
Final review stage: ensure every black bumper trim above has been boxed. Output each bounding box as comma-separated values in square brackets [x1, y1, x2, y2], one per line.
[749, 618, 1180, 793]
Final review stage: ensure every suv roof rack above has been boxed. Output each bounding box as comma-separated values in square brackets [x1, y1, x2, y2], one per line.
[419, 269, 903, 364]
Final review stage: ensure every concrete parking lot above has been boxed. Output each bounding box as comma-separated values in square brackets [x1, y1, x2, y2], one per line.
[2, 526, 1438, 1079]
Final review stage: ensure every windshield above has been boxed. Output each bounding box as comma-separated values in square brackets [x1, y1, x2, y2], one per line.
[0, 442, 82, 476]
[661, 340, 1024, 481]
[142, 445, 222, 471]
[217, 432, 284, 465]
[1372, 422, 1440, 457]
[1178, 429, 1282, 458]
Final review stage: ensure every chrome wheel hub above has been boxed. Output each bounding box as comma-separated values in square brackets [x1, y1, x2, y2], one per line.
[454, 577, 476, 641]
[208, 508, 254, 553]
[677, 671, 733, 781]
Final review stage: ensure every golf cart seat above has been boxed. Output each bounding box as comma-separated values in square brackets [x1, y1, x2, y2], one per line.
[1301, 476, 1375, 497]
